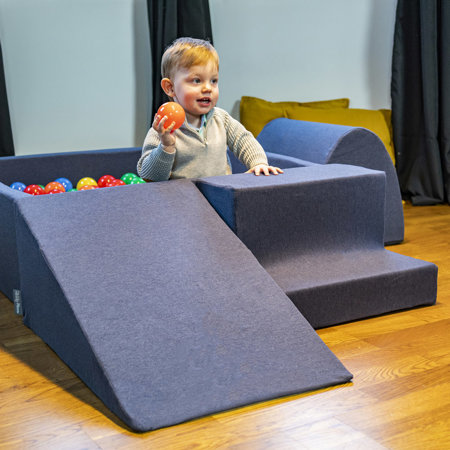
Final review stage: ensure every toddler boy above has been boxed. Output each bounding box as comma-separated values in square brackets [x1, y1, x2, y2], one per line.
[137, 37, 282, 181]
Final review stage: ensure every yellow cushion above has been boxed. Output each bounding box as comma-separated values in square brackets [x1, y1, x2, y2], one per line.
[285, 106, 395, 164]
[239, 96, 350, 138]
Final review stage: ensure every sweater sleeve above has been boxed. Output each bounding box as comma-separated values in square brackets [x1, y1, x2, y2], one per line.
[137, 128, 175, 181]
[219, 109, 268, 169]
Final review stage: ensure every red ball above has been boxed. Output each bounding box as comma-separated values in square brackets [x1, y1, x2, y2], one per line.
[107, 179, 126, 187]
[157, 102, 185, 130]
[24, 184, 45, 195]
[47, 188, 64, 194]
[98, 174, 116, 188]
[45, 181, 65, 194]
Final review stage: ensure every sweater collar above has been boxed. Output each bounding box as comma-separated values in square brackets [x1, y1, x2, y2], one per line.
[182, 107, 215, 132]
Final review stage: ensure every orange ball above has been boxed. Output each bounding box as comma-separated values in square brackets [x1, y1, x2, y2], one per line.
[45, 181, 65, 194]
[79, 185, 98, 191]
[157, 102, 185, 130]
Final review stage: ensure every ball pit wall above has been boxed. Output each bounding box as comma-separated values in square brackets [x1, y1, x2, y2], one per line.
[0, 147, 141, 300]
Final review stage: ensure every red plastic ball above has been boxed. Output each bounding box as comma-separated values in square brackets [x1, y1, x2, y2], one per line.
[107, 179, 126, 187]
[157, 102, 185, 130]
[24, 184, 45, 195]
[98, 174, 116, 188]
[45, 181, 65, 194]
[47, 188, 64, 194]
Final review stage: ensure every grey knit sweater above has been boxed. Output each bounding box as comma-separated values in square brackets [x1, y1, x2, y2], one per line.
[137, 107, 268, 181]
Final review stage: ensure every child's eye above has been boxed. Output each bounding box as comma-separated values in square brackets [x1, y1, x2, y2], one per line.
[192, 78, 201, 84]
[211, 78, 218, 85]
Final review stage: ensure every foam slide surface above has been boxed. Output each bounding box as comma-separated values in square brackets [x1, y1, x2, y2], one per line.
[15, 181, 352, 431]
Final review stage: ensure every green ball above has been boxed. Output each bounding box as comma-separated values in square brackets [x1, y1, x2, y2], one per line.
[120, 173, 138, 184]
[129, 177, 146, 185]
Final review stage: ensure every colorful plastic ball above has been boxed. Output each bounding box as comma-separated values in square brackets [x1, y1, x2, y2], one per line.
[129, 177, 146, 184]
[55, 177, 73, 192]
[47, 188, 64, 194]
[45, 181, 65, 194]
[120, 173, 138, 184]
[98, 175, 116, 188]
[24, 184, 45, 195]
[67, 188, 78, 192]
[157, 102, 185, 130]
[78, 185, 99, 191]
[76, 177, 98, 190]
[107, 179, 126, 187]
[10, 182, 27, 192]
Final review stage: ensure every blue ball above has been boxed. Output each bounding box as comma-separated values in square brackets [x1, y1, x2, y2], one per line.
[55, 177, 73, 192]
[10, 181, 27, 192]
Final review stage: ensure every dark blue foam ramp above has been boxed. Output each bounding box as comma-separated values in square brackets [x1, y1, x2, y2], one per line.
[197, 165, 438, 329]
[14, 181, 352, 432]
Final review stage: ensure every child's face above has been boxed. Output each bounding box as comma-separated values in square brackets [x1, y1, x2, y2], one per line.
[167, 61, 219, 126]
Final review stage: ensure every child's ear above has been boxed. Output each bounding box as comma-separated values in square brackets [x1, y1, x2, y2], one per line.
[161, 78, 175, 97]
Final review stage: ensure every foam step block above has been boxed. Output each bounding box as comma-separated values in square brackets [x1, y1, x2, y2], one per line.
[257, 119, 405, 244]
[196, 165, 437, 328]
[267, 249, 437, 328]
[14, 180, 352, 431]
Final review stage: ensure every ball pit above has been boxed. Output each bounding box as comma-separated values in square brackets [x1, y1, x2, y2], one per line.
[10, 172, 147, 196]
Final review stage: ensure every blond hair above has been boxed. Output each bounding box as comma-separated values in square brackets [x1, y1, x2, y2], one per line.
[161, 37, 219, 79]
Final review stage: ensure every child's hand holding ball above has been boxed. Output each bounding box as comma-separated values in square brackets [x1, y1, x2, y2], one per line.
[153, 102, 185, 152]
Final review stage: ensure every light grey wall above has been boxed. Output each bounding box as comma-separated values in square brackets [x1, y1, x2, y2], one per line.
[0, 0, 151, 156]
[0, 0, 396, 155]
[210, 0, 397, 117]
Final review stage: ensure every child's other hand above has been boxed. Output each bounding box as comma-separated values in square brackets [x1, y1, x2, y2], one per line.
[153, 114, 176, 149]
[246, 164, 284, 176]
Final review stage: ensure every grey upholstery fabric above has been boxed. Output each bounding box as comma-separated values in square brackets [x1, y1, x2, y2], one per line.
[14, 180, 352, 431]
[197, 165, 437, 328]
[0, 147, 141, 300]
[0, 183, 24, 300]
[257, 119, 404, 245]
[0, 147, 437, 432]
[0, 147, 141, 187]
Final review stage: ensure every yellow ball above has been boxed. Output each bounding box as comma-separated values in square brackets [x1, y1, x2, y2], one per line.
[76, 177, 98, 190]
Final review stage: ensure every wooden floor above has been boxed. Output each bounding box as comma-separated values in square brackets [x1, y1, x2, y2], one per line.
[1, 203, 449, 449]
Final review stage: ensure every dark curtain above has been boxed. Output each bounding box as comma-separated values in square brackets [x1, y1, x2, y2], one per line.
[391, 0, 450, 205]
[146, 0, 213, 119]
[0, 41, 14, 157]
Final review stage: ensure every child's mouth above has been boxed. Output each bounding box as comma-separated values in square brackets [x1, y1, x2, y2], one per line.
[197, 98, 211, 106]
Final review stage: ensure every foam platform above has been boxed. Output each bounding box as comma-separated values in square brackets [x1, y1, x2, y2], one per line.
[257, 118, 405, 245]
[14, 180, 352, 431]
[197, 165, 437, 328]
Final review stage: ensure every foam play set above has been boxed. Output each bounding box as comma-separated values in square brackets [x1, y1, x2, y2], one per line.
[0, 120, 437, 431]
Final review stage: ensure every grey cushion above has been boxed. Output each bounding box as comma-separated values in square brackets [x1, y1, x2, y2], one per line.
[14, 180, 352, 431]
[0, 147, 141, 300]
[257, 118, 404, 245]
[196, 165, 437, 328]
